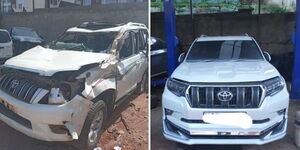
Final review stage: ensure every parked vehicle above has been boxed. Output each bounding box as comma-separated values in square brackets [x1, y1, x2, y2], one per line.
[0, 29, 13, 60]
[10, 27, 45, 55]
[162, 35, 289, 145]
[151, 37, 167, 78]
[0, 22, 148, 150]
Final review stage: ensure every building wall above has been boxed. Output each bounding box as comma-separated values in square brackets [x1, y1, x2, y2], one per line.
[34, 0, 46, 9]
[151, 12, 295, 55]
[0, 2, 148, 41]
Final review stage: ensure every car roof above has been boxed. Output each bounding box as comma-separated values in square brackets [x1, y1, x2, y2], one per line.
[12, 27, 34, 30]
[0, 29, 9, 32]
[66, 22, 147, 33]
[196, 35, 253, 41]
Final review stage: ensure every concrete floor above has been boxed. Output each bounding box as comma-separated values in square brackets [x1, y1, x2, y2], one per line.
[151, 100, 300, 150]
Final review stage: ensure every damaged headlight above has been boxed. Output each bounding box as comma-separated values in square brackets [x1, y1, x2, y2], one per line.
[48, 88, 67, 104]
[48, 83, 72, 104]
[263, 76, 285, 97]
[167, 78, 188, 97]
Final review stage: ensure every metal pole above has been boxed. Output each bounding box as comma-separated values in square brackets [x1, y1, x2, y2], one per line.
[258, 0, 261, 14]
[164, 0, 178, 77]
[190, 0, 193, 19]
[291, 0, 300, 99]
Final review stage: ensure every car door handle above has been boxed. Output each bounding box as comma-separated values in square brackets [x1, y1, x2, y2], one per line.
[0, 47, 4, 49]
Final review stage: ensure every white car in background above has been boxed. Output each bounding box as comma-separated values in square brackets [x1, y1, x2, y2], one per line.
[0, 29, 13, 60]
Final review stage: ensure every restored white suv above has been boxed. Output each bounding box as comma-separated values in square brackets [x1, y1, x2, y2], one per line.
[162, 35, 289, 145]
[0, 22, 148, 150]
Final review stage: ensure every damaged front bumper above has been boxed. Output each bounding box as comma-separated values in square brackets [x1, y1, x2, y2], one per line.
[0, 89, 92, 141]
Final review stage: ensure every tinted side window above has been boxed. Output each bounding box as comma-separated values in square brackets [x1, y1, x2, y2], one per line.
[119, 32, 133, 59]
[0, 31, 11, 43]
[131, 32, 138, 54]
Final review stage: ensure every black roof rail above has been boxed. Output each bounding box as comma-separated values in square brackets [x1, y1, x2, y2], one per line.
[200, 34, 208, 37]
[77, 22, 124, 30]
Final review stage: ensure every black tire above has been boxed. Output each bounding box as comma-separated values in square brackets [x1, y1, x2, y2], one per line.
[136, 72, 148, 94]
[73, 100, 107, 150]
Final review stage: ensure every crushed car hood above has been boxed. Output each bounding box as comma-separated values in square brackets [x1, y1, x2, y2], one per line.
[4, 46, 112, 76]
[172, 60, 280, 83]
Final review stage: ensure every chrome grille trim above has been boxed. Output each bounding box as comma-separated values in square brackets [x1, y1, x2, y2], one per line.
[0, 75, 48, 104]
[186, 84, 265, 108]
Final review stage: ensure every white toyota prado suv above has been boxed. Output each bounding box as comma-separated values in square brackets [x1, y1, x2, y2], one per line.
[162, 35, 289, 145]
[0, 22, 148, 150]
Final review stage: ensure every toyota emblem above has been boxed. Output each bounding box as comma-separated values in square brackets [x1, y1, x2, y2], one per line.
[11, 80, 20, 89]
[217, 90, 233, 102]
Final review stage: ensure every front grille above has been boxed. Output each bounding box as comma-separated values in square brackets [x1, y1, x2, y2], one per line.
[187, 86, 263, 108]
[0, 102, 32, 129]
[0, 74, 46, 103]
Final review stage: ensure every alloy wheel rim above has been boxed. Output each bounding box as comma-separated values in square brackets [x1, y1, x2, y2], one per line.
[88, 110, 104, 144]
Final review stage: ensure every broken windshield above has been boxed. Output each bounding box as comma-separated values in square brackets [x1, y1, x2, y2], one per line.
[49, 31, 118, 53]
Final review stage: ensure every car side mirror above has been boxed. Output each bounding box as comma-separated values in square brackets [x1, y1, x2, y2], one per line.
[263, 51, 271, 61]
[178, 53, 186, 63]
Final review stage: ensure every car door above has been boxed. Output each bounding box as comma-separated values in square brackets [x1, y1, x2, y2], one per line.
[116, 31, 140, 100]
[0, 30, 13, 59]
[135, 29, 148, 82]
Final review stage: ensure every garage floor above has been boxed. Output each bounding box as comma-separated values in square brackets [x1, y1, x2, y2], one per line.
[151, 100, 300, 150]
[0, 94, 148, 150]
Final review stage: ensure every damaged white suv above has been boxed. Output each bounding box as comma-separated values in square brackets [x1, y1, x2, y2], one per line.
[163, 35, 289, 145]
[0, 22, 148, 149]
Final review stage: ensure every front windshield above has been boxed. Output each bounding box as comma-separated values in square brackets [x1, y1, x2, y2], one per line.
[48, 32, 118, 53]
[186, 40, 264, 61]
[12, 28, 40, 38]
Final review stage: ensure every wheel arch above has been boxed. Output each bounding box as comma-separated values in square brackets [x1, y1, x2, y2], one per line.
[92, 88, 116, 117]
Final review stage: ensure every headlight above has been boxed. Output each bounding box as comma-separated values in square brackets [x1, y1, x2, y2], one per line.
[48, 83, 71, 104]
[167, 78, 188, 97]
[48, 88, 67, 104]
[262, 76, 285, 97]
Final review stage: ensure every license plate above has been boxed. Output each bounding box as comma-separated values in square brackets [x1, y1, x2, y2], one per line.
[203, 112, 252, 129]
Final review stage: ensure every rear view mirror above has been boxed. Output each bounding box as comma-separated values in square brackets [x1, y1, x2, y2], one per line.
[178, 53, 186, 63]
[263, 51, 271, 61]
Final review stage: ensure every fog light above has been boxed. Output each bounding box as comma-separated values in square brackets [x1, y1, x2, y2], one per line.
[165, 108, 174, 116]
[277, 109, 286, 115]
[49, 125, 68, 134]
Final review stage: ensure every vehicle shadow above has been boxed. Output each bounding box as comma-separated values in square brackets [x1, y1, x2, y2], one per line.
[0, 121, 76, 150]
[176, 143, 243, 150]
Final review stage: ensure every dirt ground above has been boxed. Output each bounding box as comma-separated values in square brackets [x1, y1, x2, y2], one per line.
[99, 93, 149, 150]
[0, 93, 148, 150]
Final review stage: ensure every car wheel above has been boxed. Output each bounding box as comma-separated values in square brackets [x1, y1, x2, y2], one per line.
[74, 100, 107, 150]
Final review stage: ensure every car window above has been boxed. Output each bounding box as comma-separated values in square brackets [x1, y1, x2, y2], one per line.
[119, 32, 134, 59]
[0, 31, 11, 43]
[186, 40, 264, 61]
[131, 32, 138, 54]
[141, 30, 148, 51]
[12, 27, 40, 38]
[48, 32, 117, 53]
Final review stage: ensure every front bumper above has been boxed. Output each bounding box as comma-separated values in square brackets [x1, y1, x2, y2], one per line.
[162, 87, 289, 145]
[0, 89, 91, 141]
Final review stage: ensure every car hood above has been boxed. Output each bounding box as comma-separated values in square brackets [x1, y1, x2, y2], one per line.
[4, 46, 112, 76]
[12, 35, 43, 43]
[172, 60, 280, 83]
